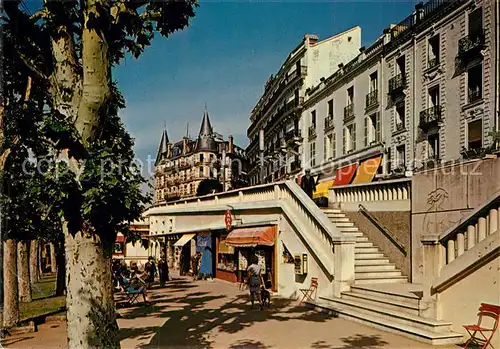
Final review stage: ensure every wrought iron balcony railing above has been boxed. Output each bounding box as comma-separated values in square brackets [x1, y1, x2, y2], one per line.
[468, 88, 482, 104]
[324, 115, 334, 131]
[419, 105, 443, 128]
[458, 31, 485, 56]
[308, 125, 317, 138]
[343, 104, 354, 122]
[285, 129, 301, 143]
[388, 73, 407, 95]
[365, 90, 378, 109]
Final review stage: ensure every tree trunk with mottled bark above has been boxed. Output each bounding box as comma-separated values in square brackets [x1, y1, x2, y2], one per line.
[3, 239, 19, 327]
[29, 240, 39, 285]
[17, 241, 32, 302]
[54, 239, 65, 297]
[49, 243, 56, 273]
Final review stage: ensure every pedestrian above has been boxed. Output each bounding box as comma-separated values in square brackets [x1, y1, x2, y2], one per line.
[300, 169, 317, 199]
[158, 253, 169, 287]
[144, 257, 156, 288]
[246, 255, 264, 310]
[191, 252, 201, 281]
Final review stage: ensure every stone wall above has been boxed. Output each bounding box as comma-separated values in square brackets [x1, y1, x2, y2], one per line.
[346, 211, 411, 278]
[411, 158, 500, 283]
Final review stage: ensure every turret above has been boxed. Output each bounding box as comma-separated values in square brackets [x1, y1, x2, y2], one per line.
[196, 109, 217, 152]
[155, 128, 170, 166]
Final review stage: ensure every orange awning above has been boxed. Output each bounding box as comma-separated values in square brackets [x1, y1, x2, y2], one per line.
[226, 226, 275, 247]
[352, 156, 382, 184]
[333, 164, 358, 186]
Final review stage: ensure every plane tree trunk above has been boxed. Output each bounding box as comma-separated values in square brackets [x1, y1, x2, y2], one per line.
[29, 240, 39, 285]
[3, 239, 19, 327]
[17, 241, 32, 302]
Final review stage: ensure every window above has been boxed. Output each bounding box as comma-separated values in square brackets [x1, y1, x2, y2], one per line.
[428, 35, 440, 68]
[343, 123, 356, 154]
[468, 7, 483, 39]
[347, 87, 354, 105]
[396, 145, 406, 169]
[468, 119, 483, 150]
[200, 154, 204, 162]
[324, 133, 334, 160]
[311, 110, 317, 128]
[396, 55, 405, 75]
[396, 102, 405, 129]
[332, 132, 336, 159]
[327, 99, 334, 117]
[429, 86, 440, 107]
[365, 113, 381, 146]
[468, 63, 482, 103]
[428, 133, 440, 160]
[199, 167, 203, 177]
[309, 142, 316, 167]
[369, 72, 378, 92]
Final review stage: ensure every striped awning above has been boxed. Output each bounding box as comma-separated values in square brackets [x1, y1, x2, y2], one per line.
[313, 180, 333, 199]
[173, 233, 196, 247]
[333, 164, 358, 186]
[226, 226, 275, 248]
[352, 156, 382, 184]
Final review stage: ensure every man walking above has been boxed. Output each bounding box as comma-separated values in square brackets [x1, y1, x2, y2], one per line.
[300, 169, 317, 199]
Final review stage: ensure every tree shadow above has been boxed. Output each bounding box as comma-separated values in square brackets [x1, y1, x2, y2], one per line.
[1, 336, 34, 347]
[118, 284, 336, 349]
[311, 334, 389, 349]
[229, 339, 272, 349]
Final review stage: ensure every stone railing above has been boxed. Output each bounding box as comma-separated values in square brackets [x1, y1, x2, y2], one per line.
[329, 178, 411, 211]
[149, 181, 356, 293]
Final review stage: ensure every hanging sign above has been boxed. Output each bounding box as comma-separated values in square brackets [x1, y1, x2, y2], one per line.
[225, 209, 232, 231]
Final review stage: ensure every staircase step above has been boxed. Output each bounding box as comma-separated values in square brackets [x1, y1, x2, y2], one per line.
[355, 270, 402, 279]
[355, 236, 369, 242]
[306, 299, 463, 345]
[349, 284, 421, 306]
[326, 213, 347, 219]
[328, 217, 350, 223]
[355, 276, 408, 284]
[355, 247, 380, 253]
[341, 291, 419, 316]
[322, 209, 342, 214]
[340, 227, 359, 232]
[355, 264, 396, 272]
[355, 253, 385, 259]
[335, 222, 355, 227]
[354, 242, 374, 248]
[355, 258, 390, 265]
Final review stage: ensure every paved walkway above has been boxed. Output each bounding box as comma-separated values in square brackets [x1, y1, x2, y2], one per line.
[2, 278, 457, 348]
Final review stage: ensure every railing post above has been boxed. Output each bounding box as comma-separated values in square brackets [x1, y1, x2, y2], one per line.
[467, 224, 476, 250]
[489, 209, 498, 235]
[215, 195, 219, 204]
[478, 217, 487, 241]
[333, 237, 356, 297]
[274, 185, 280, 200]
[420, 235, 445, 319]
[239, 191, 244, 203]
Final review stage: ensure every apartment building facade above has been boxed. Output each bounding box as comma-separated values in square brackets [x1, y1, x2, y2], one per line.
[246, 28, 362, 185]
[154, 111, 248, 203]
[302, 0, 498, 182]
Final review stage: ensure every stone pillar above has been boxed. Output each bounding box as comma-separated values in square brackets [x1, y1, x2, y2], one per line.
[489, 209, 498, 235]
[420, 235, 445, 319]
[333, 237, 356, 298]
[478, 217, 487, 241]
[467, 225, 475, 250]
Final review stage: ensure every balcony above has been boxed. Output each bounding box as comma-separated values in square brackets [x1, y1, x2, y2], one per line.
[419, 105, 443, 129]
[285, 129, 302, 145]
[178, 161, 191, 170]
[308, 125, 317, 139]
[468, 88, 482, 104]
[388, 73, 407, 96]
[343, 104, 354, 123]
[324, 115, 334, 132]
[395, 122, 405, 132]
[365, 90, 378, 109]
[290, 159, 302, 173]
[428, 57, 439, 70]
[458, 31, 485, 59]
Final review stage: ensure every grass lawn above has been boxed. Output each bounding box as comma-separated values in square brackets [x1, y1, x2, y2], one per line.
[20, 274, 66, 321]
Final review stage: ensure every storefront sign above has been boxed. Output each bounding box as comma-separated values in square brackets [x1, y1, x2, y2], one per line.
[224, 210, 232, 231]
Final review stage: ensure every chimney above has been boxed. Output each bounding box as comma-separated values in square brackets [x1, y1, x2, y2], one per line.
[167, 143, 172, 158]
[228, 135, 234, 154]
[383, 28, 391, 44]
[304, 34, 319, 46]
[182, 138, 188, 155]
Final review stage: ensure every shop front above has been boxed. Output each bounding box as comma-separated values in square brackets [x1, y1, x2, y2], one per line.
[219, 225, 278, 292]
[173, 233, 196, 275]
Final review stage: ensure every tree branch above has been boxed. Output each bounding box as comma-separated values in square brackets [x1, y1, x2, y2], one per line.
[17, 52, 48, 80]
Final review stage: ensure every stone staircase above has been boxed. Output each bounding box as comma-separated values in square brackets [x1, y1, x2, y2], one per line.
[308, 209, 464, 346]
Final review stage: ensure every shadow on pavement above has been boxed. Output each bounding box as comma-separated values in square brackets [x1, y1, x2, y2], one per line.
[118, 280, 336, 348]
[229, 339, 271, 349]
[311, 334, 389, 348]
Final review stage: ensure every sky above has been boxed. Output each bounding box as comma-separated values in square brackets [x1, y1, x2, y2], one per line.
[113, 0, 422, 171]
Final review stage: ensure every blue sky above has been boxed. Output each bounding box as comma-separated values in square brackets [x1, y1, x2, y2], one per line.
[114, 0, 421, 168]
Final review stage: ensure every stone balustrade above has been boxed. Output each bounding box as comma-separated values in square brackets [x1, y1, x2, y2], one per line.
[329, 178, 411, 211]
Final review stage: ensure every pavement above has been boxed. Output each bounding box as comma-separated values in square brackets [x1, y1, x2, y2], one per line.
[1, 278, 459, 349]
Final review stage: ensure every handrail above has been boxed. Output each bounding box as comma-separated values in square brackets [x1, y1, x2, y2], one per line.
[439, 189, 500, 242]
[358, 204, 407, 256]
[330, 177, 411, 191]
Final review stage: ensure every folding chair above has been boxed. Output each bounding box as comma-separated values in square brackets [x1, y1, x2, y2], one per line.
[299, 277, 319, 304]
[463, 303, 500, 349]
[118, 277, 147, 305]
